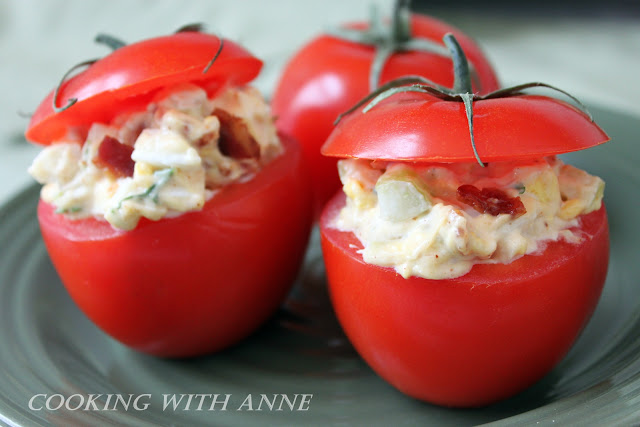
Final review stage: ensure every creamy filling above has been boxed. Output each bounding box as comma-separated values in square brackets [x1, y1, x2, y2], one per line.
[29, 84, 282, 230]
[333, 157, 605, 280]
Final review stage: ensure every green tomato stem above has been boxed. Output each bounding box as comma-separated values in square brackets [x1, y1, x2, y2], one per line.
[327, 0, 452, 92]
[94, 34, 127, 51]
[391, 0, 412, 43]
[202, 37, 224, 74]
[52, 58, 99, 113]
[335, 33, 595, 169]
[460, 93, 485, 167]
[175, 23, 205, 33]
[443, 33, 473, 95]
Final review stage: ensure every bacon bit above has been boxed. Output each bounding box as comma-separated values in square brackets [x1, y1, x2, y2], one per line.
[196, 131, 216, 148]
[213, 108, 260, 159]
[457, 184, 526, 218]
[93, 135, 135, 178]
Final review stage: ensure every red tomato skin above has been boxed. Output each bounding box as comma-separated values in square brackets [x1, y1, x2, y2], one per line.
[322, 93, 610, 163]
[26, 32, 262, 145]
[38, 135, 312, 357]
[271, 14, 500, 218]
[320, 191, 609, 407]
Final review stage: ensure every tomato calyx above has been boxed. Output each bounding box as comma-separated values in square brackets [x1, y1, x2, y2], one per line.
[326, 0, 483, 91]
[52, 23, 223, 114]
[335, 33, 594, 167]
[52, 32, 132, 113]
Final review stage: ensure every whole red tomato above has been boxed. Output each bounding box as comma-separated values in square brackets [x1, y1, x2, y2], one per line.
[272, 2, 500, 217]
[320, 34, 610, 406]
[28, 28, 312, 357]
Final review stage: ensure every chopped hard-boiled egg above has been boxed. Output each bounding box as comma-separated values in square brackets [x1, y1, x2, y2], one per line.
[375, 163, 433, 222]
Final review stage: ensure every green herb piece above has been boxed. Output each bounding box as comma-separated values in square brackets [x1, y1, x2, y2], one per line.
[113, 168, 175, 211]
[55, 206, 82, 214]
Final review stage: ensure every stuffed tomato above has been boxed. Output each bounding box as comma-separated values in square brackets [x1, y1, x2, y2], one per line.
[272, 0, 499, 218]
[320, 34, 610, 407]
[26, 27, 312, 357]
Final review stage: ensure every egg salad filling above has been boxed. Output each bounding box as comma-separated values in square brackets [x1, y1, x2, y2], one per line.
[333, 157, 605, 280]
[29, 84, 283, 230]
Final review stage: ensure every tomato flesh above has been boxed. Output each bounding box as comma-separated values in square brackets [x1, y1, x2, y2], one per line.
[320, 191, 609, 407]
[38, 135, 312, 357]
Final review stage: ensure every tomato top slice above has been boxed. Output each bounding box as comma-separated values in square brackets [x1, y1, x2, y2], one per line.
[26, 32, 262, 144]
[321, 91, 609, 163]
[322, 34, 609, 164]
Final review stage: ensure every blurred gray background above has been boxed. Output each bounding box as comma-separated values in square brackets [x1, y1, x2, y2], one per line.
[1, 0, 638, 204]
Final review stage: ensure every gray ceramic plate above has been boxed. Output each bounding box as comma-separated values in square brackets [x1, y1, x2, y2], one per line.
[1, 107, 639, 426]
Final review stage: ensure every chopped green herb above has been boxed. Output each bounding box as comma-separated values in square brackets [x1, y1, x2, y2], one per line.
[113, 168, 175, 211]
[56, 206, 82, 214]
[515, 183, 526, 194]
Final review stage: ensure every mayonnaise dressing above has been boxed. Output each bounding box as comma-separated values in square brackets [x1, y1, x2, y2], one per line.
[333, 157, 604, 280]
[29, 85, 282, 230]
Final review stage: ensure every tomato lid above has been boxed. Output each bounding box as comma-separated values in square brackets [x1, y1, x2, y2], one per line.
[321, 91, 609, 163]
[26, 31, 262, 145]
[322, 34, 609, 164]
